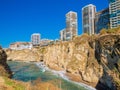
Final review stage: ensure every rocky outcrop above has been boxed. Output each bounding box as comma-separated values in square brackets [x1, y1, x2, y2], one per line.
[42, 34, 104, 88]
[5, 34, 120, 90]
[95, 35, 120, 90]
[39, 34, 120, 90]
[0, 46, 12, 78]
[5, 49, 41, 62]
[43, 35, 103, 84]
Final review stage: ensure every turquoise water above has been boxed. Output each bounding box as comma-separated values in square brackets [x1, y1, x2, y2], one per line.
[7, 61, 89, 90]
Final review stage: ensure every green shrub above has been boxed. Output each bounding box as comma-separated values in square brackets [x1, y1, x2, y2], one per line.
[100, 28, 107, 35]
[107, 26, 120, 33]
[4, 77, 26, 90]
[100, 26, 120, 34]
[39, 47, 46, 54]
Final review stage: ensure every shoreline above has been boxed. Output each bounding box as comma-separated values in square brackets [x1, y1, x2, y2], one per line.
[35, 62, 96, 90]
[7, 60, 96, 90]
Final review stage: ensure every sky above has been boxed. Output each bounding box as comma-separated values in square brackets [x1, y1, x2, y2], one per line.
[0, 0, 109, 48]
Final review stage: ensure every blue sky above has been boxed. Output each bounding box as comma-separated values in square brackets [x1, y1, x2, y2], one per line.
[0, 0, 108, 48]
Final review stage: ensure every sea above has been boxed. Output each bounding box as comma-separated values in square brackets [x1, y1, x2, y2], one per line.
[7, 61, 96, 90]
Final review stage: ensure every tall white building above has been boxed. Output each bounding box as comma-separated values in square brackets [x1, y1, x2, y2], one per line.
[31, 33, 40, 46]
[66, 11, 78, 40]
[60, 29, 66, 41]
[82, 4, 96, 35]
[109, 0, 120, 28]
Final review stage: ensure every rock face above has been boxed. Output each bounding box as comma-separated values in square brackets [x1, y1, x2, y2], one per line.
[95, 35, 120, 90]
[6, 34, 120, 90]
[39, 34, 120, 90]
[43, 34, 104, 88]
[0, 46, 12, 78]
[6, 49, 41, 62]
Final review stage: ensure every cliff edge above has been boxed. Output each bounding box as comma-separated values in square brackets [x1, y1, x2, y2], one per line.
[6, 34, 120, 90]
[0, 46, 12, 78]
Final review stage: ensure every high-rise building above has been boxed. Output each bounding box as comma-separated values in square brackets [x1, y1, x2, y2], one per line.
[31, 33, 40, 46]
[109, 0, 120, 28]
[82, 4, 96, 35]
[66, 11, 78, 40]
[95, 8, 110, 33]
[60, 29, 66, 41]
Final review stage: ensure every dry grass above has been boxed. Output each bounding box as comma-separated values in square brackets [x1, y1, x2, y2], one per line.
[0, 77, 61, 90]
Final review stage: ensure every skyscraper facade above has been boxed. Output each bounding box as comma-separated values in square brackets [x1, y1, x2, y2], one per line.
[66, 11, 78, 40]
[109, 0, 120, 28]
[95, 8, 110, 33]
[60, 29, 66, 41]
[82, 4, 96, 35]
[31, 33, 40, 46]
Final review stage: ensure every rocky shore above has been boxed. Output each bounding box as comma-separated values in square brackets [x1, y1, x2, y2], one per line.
[0, 46, 61, 90]
[5, 33, 120, 90]
[5, 48, 40, 62]
[0, 46, 12, 78]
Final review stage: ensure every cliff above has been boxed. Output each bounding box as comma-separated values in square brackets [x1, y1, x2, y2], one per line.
[6, 34, 120, 90]
[6, 49, 40, 62]
[0, 46, 12, 78]
[95, 34, 120, 90]
[0, 47, 60, 90]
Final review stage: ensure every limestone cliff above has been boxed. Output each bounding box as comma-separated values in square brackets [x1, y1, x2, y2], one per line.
[0, 46, 12, 78]
[1, 47, 60, 90]
[5, 49, 40, 62]
[43, 34, 104, 88]
[6, 34, 120, 90]
[95, 34, 120, 90]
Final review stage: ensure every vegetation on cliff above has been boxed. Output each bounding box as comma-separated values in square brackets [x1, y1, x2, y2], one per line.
[100, 26, 120, 34]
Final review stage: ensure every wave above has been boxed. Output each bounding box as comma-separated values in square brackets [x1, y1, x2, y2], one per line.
[35, 62, 96, 90]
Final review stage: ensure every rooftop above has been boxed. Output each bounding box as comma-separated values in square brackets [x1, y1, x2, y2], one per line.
[82, 4, 96, 10]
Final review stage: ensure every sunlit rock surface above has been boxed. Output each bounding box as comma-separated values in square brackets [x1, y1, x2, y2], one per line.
[5, 34, 120, 90]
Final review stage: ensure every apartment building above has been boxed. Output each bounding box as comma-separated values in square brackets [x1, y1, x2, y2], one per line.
[31, 33, 40, 46]
[95, 8, 110, 33]
[109, 0, 120, 28]
[82, 4, 96, 35]
[60, 29, 66, 41]
[66, 11, 78, 40]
